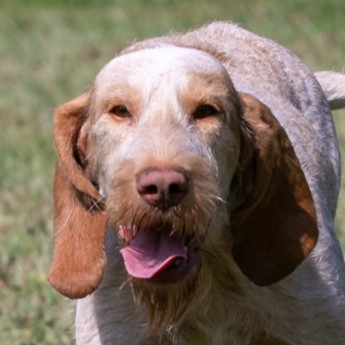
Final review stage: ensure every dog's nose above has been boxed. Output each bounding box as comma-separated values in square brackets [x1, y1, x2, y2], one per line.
[136, 168, 189, 210]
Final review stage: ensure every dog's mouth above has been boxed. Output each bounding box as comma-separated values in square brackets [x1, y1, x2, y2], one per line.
[119, 225, 202, 284]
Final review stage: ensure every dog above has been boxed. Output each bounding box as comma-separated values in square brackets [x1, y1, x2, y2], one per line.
[48, 22, 345, 344]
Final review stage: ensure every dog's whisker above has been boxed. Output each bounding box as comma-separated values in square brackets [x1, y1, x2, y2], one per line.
[136, 211, 148, 231]
[213, 195, 226, 204]
[119, 276, 132, 291]
[87, 195, 106, 212]
[130, 208, 138, 225]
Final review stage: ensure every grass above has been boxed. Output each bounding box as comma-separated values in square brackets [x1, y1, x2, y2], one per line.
[0, 0, 344, 344]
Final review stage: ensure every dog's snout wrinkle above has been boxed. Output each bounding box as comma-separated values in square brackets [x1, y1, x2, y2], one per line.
[136, 167, 189, 210]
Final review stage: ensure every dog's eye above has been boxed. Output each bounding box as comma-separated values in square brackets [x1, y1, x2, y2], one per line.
[193, 105, 219, 120]
[110, 105, 131, 119]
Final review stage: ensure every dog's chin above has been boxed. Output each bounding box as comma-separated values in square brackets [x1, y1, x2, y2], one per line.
[131, 257, 202, 332]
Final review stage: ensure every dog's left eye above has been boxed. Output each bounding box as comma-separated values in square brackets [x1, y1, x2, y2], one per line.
[193, 105, 219, 120]
[110, 105, 132, 119]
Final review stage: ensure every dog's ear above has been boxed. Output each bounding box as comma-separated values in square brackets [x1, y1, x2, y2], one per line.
[48, 91, 108, 299]
[231, 93, 318, 286]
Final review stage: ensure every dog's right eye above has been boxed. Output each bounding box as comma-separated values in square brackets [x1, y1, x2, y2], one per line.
[192, 104, 219, 120]
[110, 105, 132, 119]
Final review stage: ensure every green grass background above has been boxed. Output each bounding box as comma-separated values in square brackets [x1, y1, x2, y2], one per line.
[0, 0, 344, 344]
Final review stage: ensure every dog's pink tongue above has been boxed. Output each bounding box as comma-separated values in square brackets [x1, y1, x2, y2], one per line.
[120, 228, 186, 279]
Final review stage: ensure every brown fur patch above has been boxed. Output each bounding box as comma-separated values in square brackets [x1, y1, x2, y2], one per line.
[231, 93, 318, 285]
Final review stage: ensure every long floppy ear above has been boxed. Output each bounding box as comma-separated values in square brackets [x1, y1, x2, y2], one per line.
[48, 92, 107, 299]
[231, 93, 318, 286]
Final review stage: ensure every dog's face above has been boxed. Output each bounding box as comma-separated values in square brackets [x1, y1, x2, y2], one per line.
[49, 45, 318, 330]
[84, 47, 244, 327]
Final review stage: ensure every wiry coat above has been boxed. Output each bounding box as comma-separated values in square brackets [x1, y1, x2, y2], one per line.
[49, 22, 345, 345]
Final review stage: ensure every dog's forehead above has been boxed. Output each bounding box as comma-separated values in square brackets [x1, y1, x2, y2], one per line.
[95, 46, 228, 91]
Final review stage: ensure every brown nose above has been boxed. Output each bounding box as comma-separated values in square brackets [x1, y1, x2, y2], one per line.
[136, 168, 189, 210]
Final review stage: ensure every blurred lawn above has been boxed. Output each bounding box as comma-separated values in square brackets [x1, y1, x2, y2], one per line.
[0, 0, 344, 344]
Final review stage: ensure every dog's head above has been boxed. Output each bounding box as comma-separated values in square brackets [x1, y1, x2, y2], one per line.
[48, 45, 318, 329]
